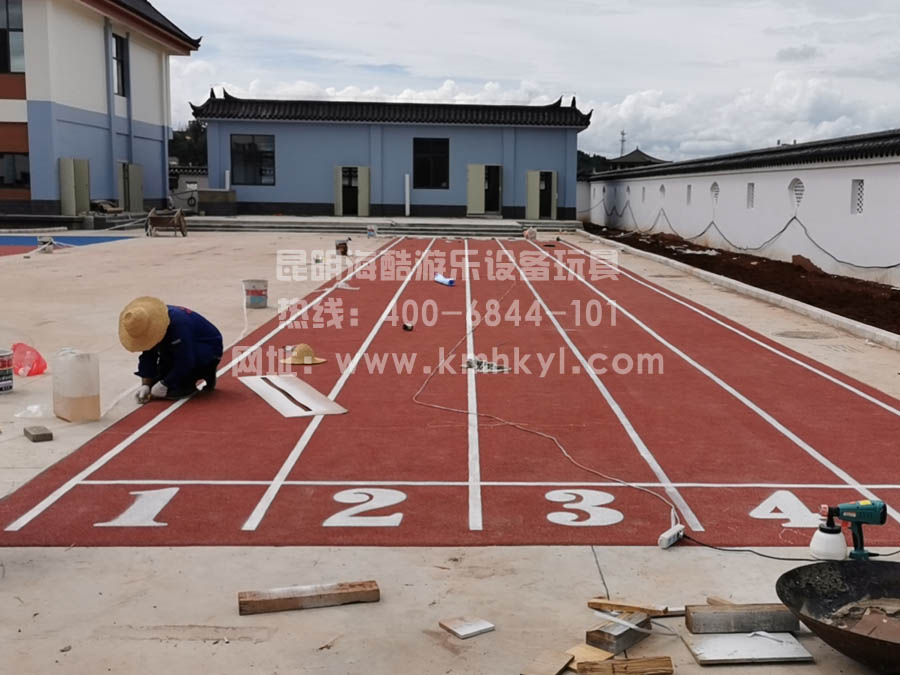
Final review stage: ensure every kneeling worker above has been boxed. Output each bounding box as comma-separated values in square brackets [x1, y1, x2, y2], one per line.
[119, 296, 223, 403]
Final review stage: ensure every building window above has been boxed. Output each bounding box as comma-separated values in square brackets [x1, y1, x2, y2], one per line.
[659, 184, 666, 200]
[413, 138, 449, 189]
[0, 0, 24, 74]
[789, 178, 804, 208]
[686, 184, 692, 205]
[0, 152, 29, 188]
[746, 182, 755, 209]
[112, 34, 129, 96]
[851, 179, 864, 214]
[641, 186, 646, 203]
[231, 135, 275, 185]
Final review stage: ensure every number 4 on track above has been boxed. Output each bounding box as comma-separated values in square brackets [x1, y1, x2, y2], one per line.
[94, 488, 179, 528]
[749, 490, 821, 528]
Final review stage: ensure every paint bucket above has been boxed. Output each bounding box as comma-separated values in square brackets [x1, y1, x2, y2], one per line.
[0, 349, 12, 394]
[366, 224, 378, 238]
[243, 279, 268, 309]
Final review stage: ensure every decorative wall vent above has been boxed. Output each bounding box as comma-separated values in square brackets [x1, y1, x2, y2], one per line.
[710, 182, 720, 203]
[789, 178, 805, 207]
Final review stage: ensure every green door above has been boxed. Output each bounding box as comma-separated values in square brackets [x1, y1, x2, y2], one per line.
[525, 170, 540, 220]
[467, 164, 485, 215]
[333, 166, 343, 216]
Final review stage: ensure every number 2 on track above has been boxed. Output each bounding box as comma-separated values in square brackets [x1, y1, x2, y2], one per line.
[545, 489, 624, 527]
[323, 488, 407, 527]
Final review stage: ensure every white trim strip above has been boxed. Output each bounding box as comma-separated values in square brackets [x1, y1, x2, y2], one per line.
[78, 479, 900, 489]
[497, 239, 704, 532]
[566, 238, 900, 418]
[240, 239, 437, 531]
[465, 239, 483, 531]
[532, 240, 900, 524]
[4, 238, 404, 533]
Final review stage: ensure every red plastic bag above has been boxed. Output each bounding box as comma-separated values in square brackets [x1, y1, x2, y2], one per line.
[11, 343, 47, 376]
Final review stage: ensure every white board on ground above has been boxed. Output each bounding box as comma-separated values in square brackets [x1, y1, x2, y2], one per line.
[684, 632, 813, 665]
[439, 617, 495, 639]
[239, 375, 347, 418]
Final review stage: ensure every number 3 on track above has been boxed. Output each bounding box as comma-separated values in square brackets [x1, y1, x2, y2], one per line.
[545, 489, 624, 527]
[323, 488, 407, 527]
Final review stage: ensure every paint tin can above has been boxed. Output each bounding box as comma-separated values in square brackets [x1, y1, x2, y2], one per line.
[0, 349, 13, 394]
[243, 279, 268, 309]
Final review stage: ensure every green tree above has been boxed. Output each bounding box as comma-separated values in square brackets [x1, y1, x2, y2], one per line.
[169, 120, 207, 166]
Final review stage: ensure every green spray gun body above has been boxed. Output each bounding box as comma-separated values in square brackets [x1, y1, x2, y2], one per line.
[820, 500, 887, 560]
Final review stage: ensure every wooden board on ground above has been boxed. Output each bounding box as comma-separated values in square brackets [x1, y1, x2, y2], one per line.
[586, 612, 650, 654]
[706, 596, 736, 606]
[520, 650, 573, 675]
[439, 617, 495, 639]
[588, 599, 684, 618]
[577, 656, 674, 674]
[566, 643, 613, 670]
[237, 580, 379, 615]
[684, 632, 813, 665]
[685, 603, 798, 634]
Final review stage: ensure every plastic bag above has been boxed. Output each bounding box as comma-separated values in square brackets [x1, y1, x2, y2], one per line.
[12, 342, 48, 376]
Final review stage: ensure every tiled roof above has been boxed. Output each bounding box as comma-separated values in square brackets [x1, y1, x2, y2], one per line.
[588, 128, 900, 180]
[611, 148, 666, 165]
[113, 0, 200, 49]
[169, 165, 208, 176]
[191, 90, 592, 129]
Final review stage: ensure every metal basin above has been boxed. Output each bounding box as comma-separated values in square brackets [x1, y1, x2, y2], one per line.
[776, 561, 900, 672]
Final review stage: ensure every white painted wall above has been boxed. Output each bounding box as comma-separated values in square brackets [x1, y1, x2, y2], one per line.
[129, 33, 165, 126]
[24, 0, 173, 125]
[579, 158, 900, 286]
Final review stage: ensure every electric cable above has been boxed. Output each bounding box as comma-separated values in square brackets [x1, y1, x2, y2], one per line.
[682, 533, 817, 562]
[411, 243, 684, 529]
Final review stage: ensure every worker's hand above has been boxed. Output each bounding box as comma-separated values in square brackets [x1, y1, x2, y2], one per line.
[135, 385, 151, 404]
[150, 382, 168, 399]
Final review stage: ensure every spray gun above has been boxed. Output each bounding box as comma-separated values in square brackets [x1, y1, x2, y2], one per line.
[810, 499, 887, 561]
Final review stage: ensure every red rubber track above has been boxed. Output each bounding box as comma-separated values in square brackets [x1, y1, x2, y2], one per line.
[1, 237, 899, 548]
[0, 245, 33, 257]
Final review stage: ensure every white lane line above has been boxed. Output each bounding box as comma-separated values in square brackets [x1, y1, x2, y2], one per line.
[531, 240, 900, 524]
[241, 239, 437, 531]
[565, 239, 900, 418]
[4, 238, 405, 533]
[497, 240, 704, 532]
[464, 239, 483, 531]
[79, 479, 900, 489]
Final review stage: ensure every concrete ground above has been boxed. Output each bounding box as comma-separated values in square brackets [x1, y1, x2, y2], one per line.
[1, 230, 896, 674]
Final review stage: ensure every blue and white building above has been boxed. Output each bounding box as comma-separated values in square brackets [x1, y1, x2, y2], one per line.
[193, 92, 592, 220]
[4, 0, 199, 214]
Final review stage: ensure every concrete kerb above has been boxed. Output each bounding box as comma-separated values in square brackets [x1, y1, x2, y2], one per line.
[576, 229, 900, 352]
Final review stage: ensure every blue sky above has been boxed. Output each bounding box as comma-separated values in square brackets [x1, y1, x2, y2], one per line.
[158, 0, 900, 160]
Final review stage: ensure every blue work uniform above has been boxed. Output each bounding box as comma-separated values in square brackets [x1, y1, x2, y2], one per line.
[135, 306, 223, 395]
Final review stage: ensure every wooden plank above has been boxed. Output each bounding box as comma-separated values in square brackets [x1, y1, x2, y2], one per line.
[706, 596, 736, 606]
[438, 617, 495, 639]
[684, 632, 813, 665]
[588, 599, 684, 618]
[577, 657, 674, 674]
[520, 650, 573, 675]
[237, 580, 379, 615]
[586, 612, 650, 654]
[685, 603, 798, 634]
[566, 643, 613, 670]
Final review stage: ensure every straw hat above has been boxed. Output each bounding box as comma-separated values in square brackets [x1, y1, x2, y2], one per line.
[119, 297, 170, 353]
[281, 343, 327, 365]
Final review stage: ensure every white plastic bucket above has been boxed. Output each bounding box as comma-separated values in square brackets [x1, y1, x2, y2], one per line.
[243, 279, 268, 309]
[0, 348, 12, 394]
[52, 348, 100, 422]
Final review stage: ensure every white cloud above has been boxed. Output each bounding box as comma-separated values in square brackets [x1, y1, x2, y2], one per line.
[159, 0, 900, 161]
